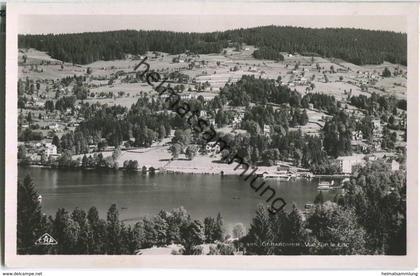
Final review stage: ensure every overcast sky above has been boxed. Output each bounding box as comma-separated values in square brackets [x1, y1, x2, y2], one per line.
[19, 14, 406, 34]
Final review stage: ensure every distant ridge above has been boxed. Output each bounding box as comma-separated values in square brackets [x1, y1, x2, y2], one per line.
[18, 25, 407, 66]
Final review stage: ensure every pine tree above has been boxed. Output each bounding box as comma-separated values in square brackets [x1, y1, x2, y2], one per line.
[180, 220, 204, 255]
[71, 208, 90, 254]
[158, 125, 167, 140]
[81, 154, 88, 168]
[203, 217, 216, 243]
[87, 206, 106, 254]
[214, 213, 224, 241]
[243, 205, 274, 255]
[52, 208, 80, 254]
[283, 206, 309, 254]
[106, 204, 122, 254]
[17, 175, 48, 254]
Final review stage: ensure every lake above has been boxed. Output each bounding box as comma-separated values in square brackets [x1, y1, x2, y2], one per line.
[18, 167, 340, 232]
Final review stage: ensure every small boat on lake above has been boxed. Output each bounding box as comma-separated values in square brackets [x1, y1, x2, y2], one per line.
[261, 173, 292, 181]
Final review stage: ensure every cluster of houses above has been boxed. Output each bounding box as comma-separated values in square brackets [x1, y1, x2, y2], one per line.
[178, 93, 215, 101]
[372, 119, 384, 151]
[336, 154, 400, 174]
[20, 141, 59, 163]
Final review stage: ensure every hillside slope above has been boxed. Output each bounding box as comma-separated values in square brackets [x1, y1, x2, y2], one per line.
[19, 26, 406, 66]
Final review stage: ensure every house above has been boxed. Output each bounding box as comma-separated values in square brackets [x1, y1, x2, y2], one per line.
[44, 143, 57, 157]
[372, 119, 383, 139]
[299, 77, 308, 85]
[104, 146, 116, 152]
[352, 130, 363, 141]
[180, 93, 192, 100]
[232, 113, 244, 126]
[88, 144, 97, 153]
[390, 160, 400, 171]
[263, 124, 271, 136]
[399, 116, 407, 129]
[205, 141, 220, 154]
[202, 94, 215, 101]
[366, 155, 377, 161]
[336, 155, 366, 174]
[199, 110, 207, 118]
[351, 140, 369, 153]
[34, 101, 45, 108]
[48, 123, 62, 132]
[27, 153, 41, 162]
[373, 140, 382, 152]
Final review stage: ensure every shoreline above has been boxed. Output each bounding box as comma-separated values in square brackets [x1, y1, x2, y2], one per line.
[19, 163, 350, 178]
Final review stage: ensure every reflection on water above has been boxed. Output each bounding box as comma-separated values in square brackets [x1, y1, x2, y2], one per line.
[18, 167, 340, 231]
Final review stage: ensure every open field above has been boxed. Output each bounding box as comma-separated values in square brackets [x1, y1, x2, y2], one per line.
[19, 46, 407, 109]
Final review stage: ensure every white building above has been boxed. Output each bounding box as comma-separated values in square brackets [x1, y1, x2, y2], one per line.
[352, 130, 363, 141]
[372, 119, 383, 138]
[232, 113, 244, 126]
[34, 101, 45, 108]
[391, 160, 400, 172]
[205, 141, 220, 154]
[336, 155, 365, 174]
[199, 110, 207, 117]
[263, 124, 271, 136]
[201, 95, 214, 102]
[180, 93, 193, 100]
[44, 143, 57, 157]
[49, 123, 62, 131]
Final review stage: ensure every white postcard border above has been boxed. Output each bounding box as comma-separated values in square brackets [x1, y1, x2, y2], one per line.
[4, 1, 419, 269]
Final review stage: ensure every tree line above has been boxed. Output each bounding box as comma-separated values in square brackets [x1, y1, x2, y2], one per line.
[18, 26, 406, 65]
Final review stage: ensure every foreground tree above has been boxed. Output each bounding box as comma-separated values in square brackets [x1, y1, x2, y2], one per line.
[17, 175, 49, 254]
[339, 160, 406, 254]
[242, 205, 274, 255]
[180, 220, 205, 255]
[307, 201, 366, 255]
[87, 207, 107, 254]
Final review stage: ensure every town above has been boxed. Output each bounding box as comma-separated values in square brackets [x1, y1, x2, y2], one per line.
[16, 25, 407, 257]
[17, 43, 406, 178]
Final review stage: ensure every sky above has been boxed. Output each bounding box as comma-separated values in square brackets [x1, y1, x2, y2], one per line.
[19, 14, 406, 34]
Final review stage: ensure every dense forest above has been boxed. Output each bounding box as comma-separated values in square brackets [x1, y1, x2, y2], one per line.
[18, 26, 406, 65]
[18, 159, 406, 255]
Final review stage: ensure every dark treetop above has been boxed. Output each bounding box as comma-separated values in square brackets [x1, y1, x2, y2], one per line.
[19, 26, 406, 65]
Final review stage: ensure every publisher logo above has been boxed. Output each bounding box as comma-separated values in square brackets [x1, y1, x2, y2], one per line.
[35, 233, 58, 245]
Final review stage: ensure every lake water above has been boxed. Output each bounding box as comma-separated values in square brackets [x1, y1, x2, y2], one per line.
[18, 167, 340, 231]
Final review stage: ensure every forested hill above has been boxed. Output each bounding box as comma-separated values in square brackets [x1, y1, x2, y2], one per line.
[18, 26, 407, 65]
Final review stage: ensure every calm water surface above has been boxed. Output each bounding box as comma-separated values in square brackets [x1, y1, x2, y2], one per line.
[18, 167, 340, 231]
